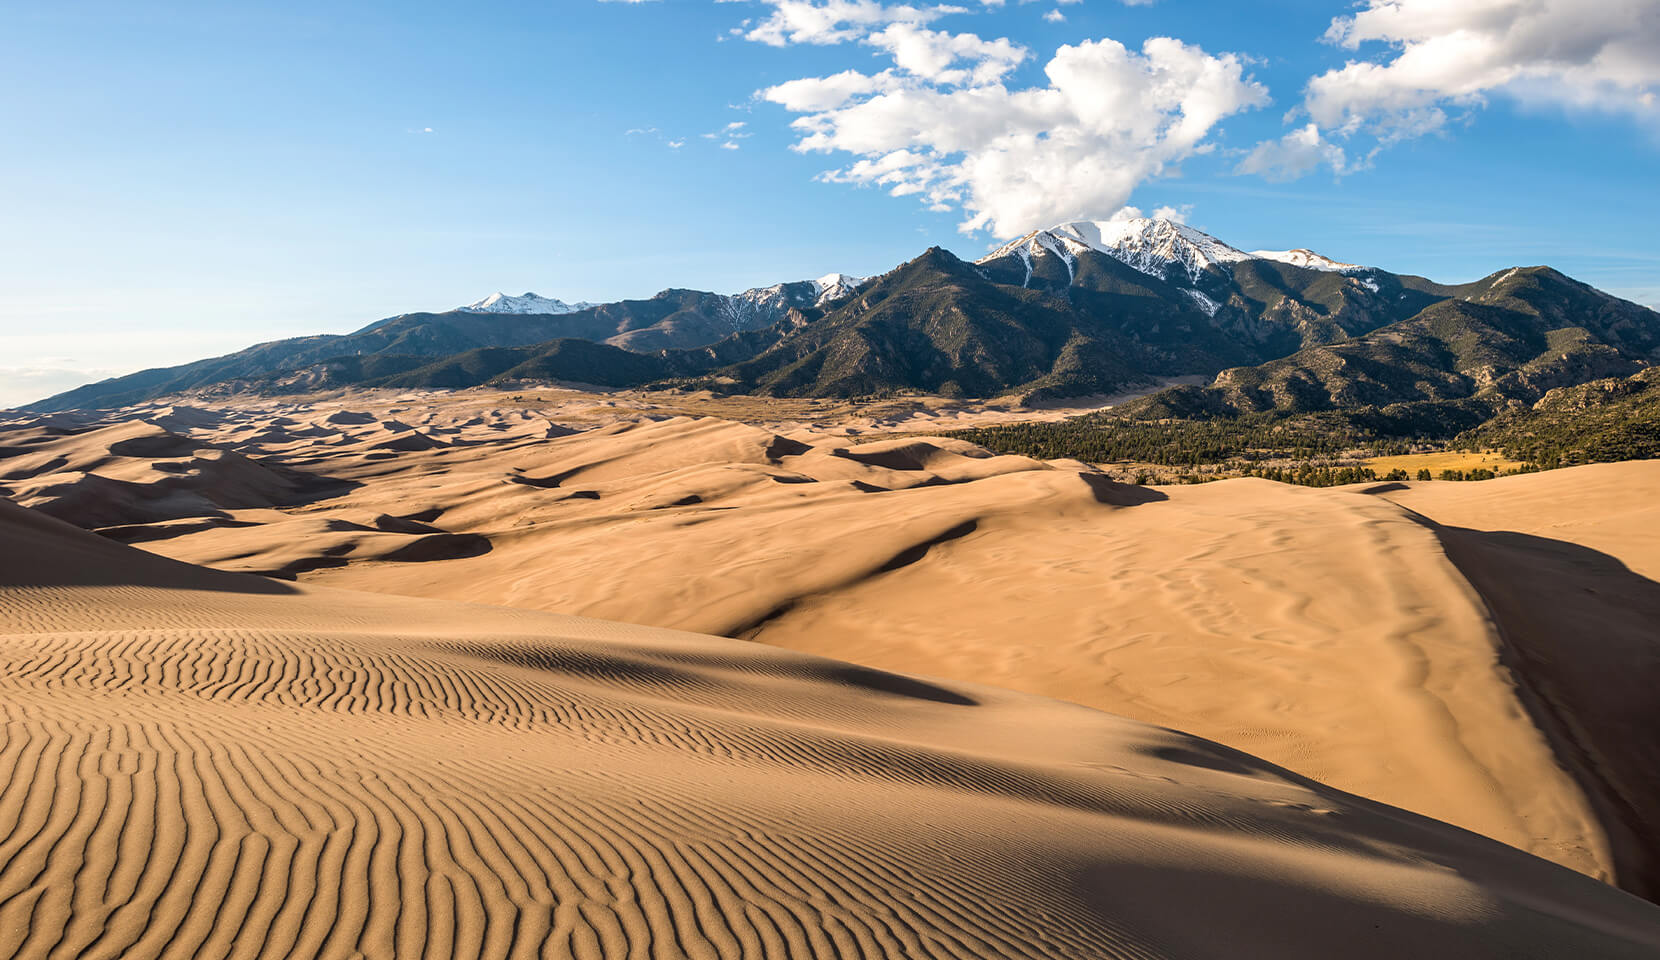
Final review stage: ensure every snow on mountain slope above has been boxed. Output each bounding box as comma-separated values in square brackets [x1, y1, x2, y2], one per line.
[1249, 249, 1365, 273]
[813, 272, 862, 306]
[457, 274, 862, 332]
[983, 218, 1254, 285]
[458, 292, 596, 315]
[983, 218, 1377, 287]
[714, 274, 867, 332]
[719, 282, 813, 330]
[1184, 288, 1223, 317]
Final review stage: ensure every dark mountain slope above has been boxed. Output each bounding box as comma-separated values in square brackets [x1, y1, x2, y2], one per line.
[1224, 260, 1450, 351]
[1122, 267, 1658, 423]
[948, 267, 1660, 469]
[220, 308, 828, 397]
[30, 315, 629, 412]
[27, 286, 838, 411]
[977, 240, 1450, 359]
[377, 339, 679, 390]
[1464, 366, 1660, 467]
[26, 220, 1660, 418]
[710, 247, 1275, 398]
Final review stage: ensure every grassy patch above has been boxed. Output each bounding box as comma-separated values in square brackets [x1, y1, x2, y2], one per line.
[1364, 450, 1527, 476]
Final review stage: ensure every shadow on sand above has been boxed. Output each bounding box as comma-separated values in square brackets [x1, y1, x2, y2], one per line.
[1424, 521, 1660, 902]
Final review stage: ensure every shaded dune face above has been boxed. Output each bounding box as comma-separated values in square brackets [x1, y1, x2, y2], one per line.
[1374, 465, 1660, 902]
[2, 503, 1660, 958]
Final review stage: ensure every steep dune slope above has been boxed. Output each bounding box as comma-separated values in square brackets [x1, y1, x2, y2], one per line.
[1379, 462, 1660, 580]
[3, 499, 1660, 958]
[1375, 464, 1660, 899]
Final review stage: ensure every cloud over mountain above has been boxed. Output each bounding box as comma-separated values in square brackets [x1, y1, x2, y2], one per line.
[750, 3, 1266, 239]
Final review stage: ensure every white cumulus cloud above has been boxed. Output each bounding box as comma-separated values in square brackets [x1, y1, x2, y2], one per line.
[866, 23, 1028, 85]
[764, 69, 907, 111]
[741, 1, 970, 46]
[1235, 123, 1348, 180]
[761, 34, 1267, 237]
[1306, 0, 1660, 141]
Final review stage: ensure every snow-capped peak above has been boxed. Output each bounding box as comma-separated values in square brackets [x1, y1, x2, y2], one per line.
[1247, 249, 1364, 273]
[982, 217, 1253, 285]
[718, 273, 866, 330]
[458, 292, 595, 315]
[982, 217, 1381, 286]
[812, 272, 862, 305]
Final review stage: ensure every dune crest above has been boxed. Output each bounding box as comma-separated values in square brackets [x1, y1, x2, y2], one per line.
[1374, 466, 1660, 900]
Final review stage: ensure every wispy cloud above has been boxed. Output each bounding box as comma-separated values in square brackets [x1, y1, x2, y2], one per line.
[737, 1, 974, 47]
[1235, 123, 1349, 181]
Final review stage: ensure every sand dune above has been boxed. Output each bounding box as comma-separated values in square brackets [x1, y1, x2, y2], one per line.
[2, 497, 1660, 958]
[1379, 462, 1660, 581]
[4, 396, 1658, 900]
[0, 419, 332, 528]
[1373, 467, 1660, 900]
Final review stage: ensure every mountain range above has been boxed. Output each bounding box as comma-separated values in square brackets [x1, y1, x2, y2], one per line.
[25, 218, 1660, 441]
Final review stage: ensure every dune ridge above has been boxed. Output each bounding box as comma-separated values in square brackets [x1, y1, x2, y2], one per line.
[1373, 468, 1660, 900]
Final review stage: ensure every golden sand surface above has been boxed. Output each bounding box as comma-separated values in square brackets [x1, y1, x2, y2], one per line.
[3, 478, 1660, 957]
[3, 389, 1658, 912]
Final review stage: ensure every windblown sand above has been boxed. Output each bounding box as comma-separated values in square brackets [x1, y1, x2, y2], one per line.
[4, 481, 1660, 957]
[3, 391, 1659, 937]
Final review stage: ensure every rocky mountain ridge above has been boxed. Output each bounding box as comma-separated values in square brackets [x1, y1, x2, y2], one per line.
[25, 219, 1659, 426]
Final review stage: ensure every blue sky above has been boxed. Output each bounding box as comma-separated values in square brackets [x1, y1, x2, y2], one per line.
[2, 0, 1657, 406]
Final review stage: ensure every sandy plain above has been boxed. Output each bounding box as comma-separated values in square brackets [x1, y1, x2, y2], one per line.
[2, 386, 1659, 957]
